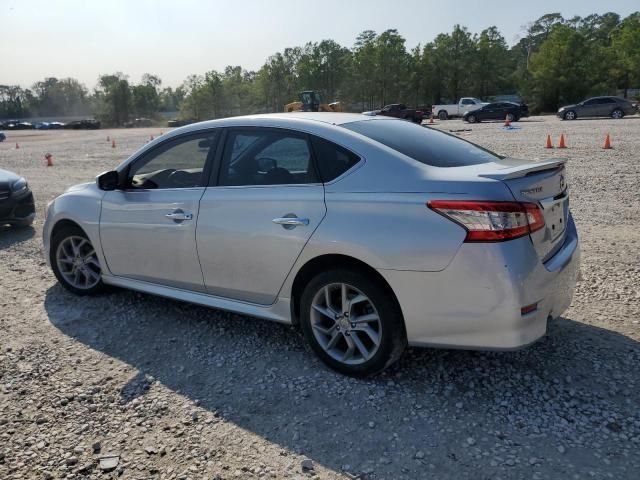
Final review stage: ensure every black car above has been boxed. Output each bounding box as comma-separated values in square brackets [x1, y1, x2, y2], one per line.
[1, 120, 34, 130]
[0, 169, 35, 227]
[557, 96, 637, 120]
[63, 119, 101, 130]
[463, 102, 529, 123]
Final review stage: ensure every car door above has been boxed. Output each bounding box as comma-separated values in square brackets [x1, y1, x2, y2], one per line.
[196, 128, 326, 305]
[100, 131, 218, 292]
[580, 98, 599, 117]
[596, 97, 615, 116]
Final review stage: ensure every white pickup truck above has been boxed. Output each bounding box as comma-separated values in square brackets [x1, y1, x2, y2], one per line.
[431, 97, 487, 120]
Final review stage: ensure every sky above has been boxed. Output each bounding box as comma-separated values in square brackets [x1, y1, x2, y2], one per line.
[1, 0, 638, 90]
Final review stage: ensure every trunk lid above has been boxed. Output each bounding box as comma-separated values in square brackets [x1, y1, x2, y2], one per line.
[479, 158, 569, 262]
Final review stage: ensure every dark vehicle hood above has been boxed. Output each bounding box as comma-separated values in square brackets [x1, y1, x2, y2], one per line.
[559, 103, 578, 110]
[0, 168, 22, 190]
[0, 168, 22, 183]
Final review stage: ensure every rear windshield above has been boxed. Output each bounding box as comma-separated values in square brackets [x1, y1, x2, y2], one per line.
[342, 119, 501, 167]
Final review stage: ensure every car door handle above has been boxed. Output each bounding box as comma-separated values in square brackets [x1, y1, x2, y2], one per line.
[272, 216, 309, 228]
[165, 210, 193, 221]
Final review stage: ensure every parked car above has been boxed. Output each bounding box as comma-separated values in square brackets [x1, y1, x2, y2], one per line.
[431, 97, 487, 120]
[463, 101, 529, 123]
[63, 119, 101, 130]
[125, 118, 153, 128]
[48, 122, 65, 129]
[557, 96, 637, 120]
[0, 132, 5, 142]
[167, 119, 194, 128]
[1, 120, 34, 130]
[363, 104, 424, 123]
[0, 169, 35, 227]
[43, 113, 580, 376]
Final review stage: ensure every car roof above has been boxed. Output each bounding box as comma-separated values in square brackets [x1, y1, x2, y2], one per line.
[168, 113, 398, 136]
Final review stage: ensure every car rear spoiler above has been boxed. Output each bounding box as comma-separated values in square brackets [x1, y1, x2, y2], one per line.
[478, 158, 567, 180]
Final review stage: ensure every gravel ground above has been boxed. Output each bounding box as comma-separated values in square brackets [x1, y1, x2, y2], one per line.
[0, 116, 638, 480]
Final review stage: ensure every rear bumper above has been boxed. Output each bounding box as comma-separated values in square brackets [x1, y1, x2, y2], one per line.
[379, 215, 580, 350]
[0, 190, 35, 225]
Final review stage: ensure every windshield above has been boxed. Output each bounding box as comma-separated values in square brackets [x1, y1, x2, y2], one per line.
[342, 120, 501, 167]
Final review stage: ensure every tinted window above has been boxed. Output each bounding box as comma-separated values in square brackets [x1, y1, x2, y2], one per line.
[219, 129, 318, 186]
[342, 120, 499, 167]
[601, 98, 615, 104]
[583, 98, 598, 105]
[310, 136, 361, 182]
[128, 132, 216, 189]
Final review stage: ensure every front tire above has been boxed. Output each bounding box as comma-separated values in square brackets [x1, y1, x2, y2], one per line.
[564, 110, 577, 120]
[466, 114, 478, 124]
[50, 226, 104, 295]
[300, 269, 406, 377]
[506, 113, 515, 122]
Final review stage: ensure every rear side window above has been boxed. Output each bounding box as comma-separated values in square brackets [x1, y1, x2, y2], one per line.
[310, 136, 361, 182]
[342, 120, 500, 167]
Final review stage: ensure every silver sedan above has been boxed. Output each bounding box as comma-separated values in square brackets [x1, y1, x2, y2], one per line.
[43, 113, 580, 376]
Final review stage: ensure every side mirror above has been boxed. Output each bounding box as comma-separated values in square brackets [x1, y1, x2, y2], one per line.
[96, 170, 119, 191]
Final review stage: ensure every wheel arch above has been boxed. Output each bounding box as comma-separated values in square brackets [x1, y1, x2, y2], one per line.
[51, 218, 86, 239]
[289, 253, 403, 326]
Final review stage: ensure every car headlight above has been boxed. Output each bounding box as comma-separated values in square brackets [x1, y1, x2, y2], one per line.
[11, 177, 28, 193]
[558, 107, 565, 112]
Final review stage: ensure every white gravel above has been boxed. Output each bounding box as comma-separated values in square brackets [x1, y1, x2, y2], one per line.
[0, 116, 639, 479]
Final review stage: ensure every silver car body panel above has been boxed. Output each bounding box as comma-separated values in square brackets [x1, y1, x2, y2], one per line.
[43, 113, 580, 351]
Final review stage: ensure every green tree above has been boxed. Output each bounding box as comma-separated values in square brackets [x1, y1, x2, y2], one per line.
[95, 73, 132, 126]
[528, 25, 590, 110]
[611, 13, 640, 97]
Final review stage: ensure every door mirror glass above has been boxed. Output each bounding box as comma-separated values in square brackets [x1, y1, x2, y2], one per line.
[96, 170, 119, 191]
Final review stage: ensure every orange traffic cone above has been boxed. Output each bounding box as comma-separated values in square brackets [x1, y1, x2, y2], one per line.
[111, 139, 116, 148]
[602, 134, 612, 149]
[545, 134, 553, 149]
[107, 135, 110, 142]
[45, 153, 53, 167]
[504, 115, 511, 127]
[558, 134, 567, 149]
[15, 142, 19, 149]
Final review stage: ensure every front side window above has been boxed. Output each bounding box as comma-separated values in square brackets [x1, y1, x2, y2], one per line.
[219, 129, 318, 186]
[128, 132, 216, 189]
[583, 99, 598, 106]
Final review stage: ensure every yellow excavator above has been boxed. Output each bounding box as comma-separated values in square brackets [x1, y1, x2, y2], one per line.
[284, 90, 343, 113]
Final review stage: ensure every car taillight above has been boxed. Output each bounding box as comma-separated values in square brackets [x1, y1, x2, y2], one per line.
[427, 200, 544, 242]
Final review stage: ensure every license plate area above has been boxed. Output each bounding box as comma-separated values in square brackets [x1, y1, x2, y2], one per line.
[541, 196, 568, 241]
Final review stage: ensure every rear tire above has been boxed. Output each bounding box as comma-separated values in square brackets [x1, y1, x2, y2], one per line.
[50, 226, 104, 296]
[300, 269, 406, 377]
[438, 110, 448, 120]
[611, 108, 624, 119]
[506, 113, 515, 122]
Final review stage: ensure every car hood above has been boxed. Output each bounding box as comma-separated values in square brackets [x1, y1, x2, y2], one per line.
[65, 181, 94, 193]
[559, 104, 578, 111]
[0, 168, 22, 183]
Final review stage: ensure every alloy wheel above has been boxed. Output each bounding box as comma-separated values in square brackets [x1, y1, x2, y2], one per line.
[55, 235, 101, 290]
[565, 111, 576, 120]
[310, 283, 382, 365]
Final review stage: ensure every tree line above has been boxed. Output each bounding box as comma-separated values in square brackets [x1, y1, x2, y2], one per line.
[1, 11, 638, 125]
